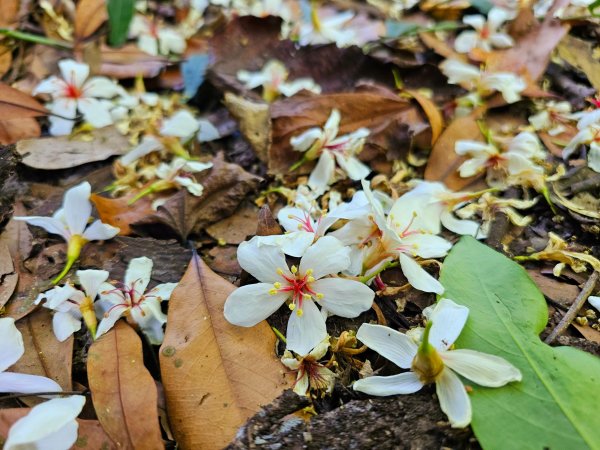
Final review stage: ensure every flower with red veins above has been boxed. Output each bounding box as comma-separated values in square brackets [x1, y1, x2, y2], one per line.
[563, 108, 600, 173]
[528, 100, 574, 136]
[129, 15, 186, 56]
[454, 7, 514, 54]
[35, 269, 109, 341]
[237, 60, 321, 102]
[33, 59, 123, 135]
[291, 109, 370, 194]
[224, 236, 375, 355]
[95, 257, 178, 344]
[282, 337, 336, 397]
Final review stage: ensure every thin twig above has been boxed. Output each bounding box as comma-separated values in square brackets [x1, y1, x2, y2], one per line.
[0, 391, 88, 401]
[545, 271, 599, 344]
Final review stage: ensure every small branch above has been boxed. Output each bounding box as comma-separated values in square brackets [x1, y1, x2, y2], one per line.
[545, 271, 599, 344]
[0, 28, 73, 49]
[0, 390, 87, 401]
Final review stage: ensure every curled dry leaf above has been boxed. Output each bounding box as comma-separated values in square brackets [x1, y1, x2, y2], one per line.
[269, 86, 428, 174]
[0, 241, 18, 308]
[424, 110, 484, 190]
[91, 193, 154, 236]
[98, 44, 170, 79]
[87, 321, 163, 450]
[404, 89, 444, 146]
[0, 409, 116, 450]
[11, 308, 74, 407]
[557, 35, 600, 92]
[132, 153, 261, 241]
[0, 83, 47, 144]
[16, 127, 130, 170]
[74, 0, 108, 41]
[159, 254, 291, 449]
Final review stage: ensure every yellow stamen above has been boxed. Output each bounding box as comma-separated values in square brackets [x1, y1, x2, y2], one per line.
[316, 293, 324, 299]
[269, 289, 278, 295]
[277, 268, 284, 275]
[274, 282, 282, 289]
[291, 265, 298, 274]
[307, 276, 315, 283]
[306, 269, 313, 276]
[296, 308, 304, 317]
[289, 303, 296, 311]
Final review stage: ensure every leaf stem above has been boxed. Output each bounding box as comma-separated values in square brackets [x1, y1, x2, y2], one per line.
[359, 261, 399, 284]
[0, 28, 73, 49]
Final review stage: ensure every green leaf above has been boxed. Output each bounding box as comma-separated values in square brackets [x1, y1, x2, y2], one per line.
[440, 237, 600, 450]
[107, 0, 135, 47]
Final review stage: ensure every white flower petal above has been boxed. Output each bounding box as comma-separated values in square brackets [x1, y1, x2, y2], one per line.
[353, 371, 423, 396]
[120, 136, 164, 166]
[63, 182, 92, 236]
[454, 31, 478, 53]
[455, 140, 496, 157]
[277, 206, 315, 233]
[146, 282, 178, 302]
[589, 296, 600, 311]
[489, 33, 514, 48]
[439, 59, 480, 86]
[0, 372, 62, 394]
[426, 298, 469, 351]
[224, 284, 288, 327]
[76, 269, 109, 299]
[82, 220, 119, 241]
[138, 34, 159, 55]
[58, 60, 89, 89]
[52, 311, 82, 342]
[311, 278, 374, 317]
[286, 299, 327, 356]
[12, 216, 69, 241]
[457, 156, 489, 177]
[308, 151, 336, 194]
[237, 237, 290, 283]
[33, 76, 65, 96]
[125, 256, 153, 295]
[436, 368, 472, 428]
[83, 77, 122, 98]
[77, 98, 113, 128]
[293, 372, 310, 396]
[335, 154, 370, 180]
[404, 234, 452, 259]
[95, 304, 128, 339]
[441, 349, 522, 387]
[399, 253, 444, 294]
[356, 323, 418, 369]
[4, 395, 85, 450]
[197, 119, 220, 142]
[175, 176, 204, 196]
[290, 128, 322, 152]
[299, 236, 350, 279]
[160, 110, 199, 139]
[0, 318, 24, 372]
[440, 211, 480, 236]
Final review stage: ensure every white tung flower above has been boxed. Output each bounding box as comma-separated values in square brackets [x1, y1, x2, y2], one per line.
[4, 395, 86, 450]
[353, 298, 522, 428]
[95, 257, 178, 344]
[224, 236, 375, 355]
[298, 8, 357, 47]
[281, 337, 336, 397]
[454, 7, 514, 54]
[562, 109, 600, 173]
[440, 59, 526, 104]
[35, 270, 109, 341]
[155, 157, 213, 196]
[34, 59, 123, 135]
[13, 182, 120, 284]
[291, 109, 370, 194]
[0, 318, 62, 394]
[160, 109, 221, 143]
[129, 15, 186, 56]
[237, 60, 321, 102]
[528, 100, 573, 136]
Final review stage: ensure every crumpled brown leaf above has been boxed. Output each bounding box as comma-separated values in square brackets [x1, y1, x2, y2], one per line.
[132, 153, 262, 240]
[91, 193, 155, 236]
[159, 254, 290, 449]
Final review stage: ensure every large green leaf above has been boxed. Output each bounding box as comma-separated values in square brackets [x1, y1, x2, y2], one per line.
[107, 0, 135, 47]
[440, 236, 600, 450]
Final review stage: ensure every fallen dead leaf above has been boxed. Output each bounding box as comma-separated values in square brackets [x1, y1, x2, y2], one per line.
[405, 89, 444, 146]
[256, 204, 283, 236]
[557, 35, 600, 92]
[132, 153, 261, 241]
[16, 127, 130, 170]
[98, 44, 170, 79]
[11, 308, 74, 406]
[74, 0, 107, 41]
[269, 86, 427, 174]
[160, 254, 290, 449]
[526, 269, 579, 308]
[0, 118, 41, 145]
[206, 203, 259, 244]
[91, 193, 154, 236]
[0, 241, 18, 308]
[0, 82, 48, 118]
[573, 322, 600, 344]
[0, 0, 19, 77]
[424, 111, 484, 189]
[87, 321, 163, 450]
[0, 408, 116, 449]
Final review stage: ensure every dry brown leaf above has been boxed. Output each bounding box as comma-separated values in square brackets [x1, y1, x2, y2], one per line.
[132, 153, 261, 240]
[206, 203, 259, 244]
[269, 87, 427, 174]
[91, 193, 154, 236]
[0, 241, 18, 308]
[405, 89, 444, 146]
[573, 323, 600, 344]
[16, 127, 130, 170]
[11, 308, 73, 406]
[487, 1, 570, 83]
[0, 82, 48, 117]
[557, 35, 600, 92]
[160, 254, 290, 449]
[526, 269, 579, 308]
[98, 44, 169, 79]
[424, 111, 484, 190]
[74, 0, 107, 40]
[0, 117, 41, 145]
[87, 321, 163, 450]
[0, 408, 116, 449]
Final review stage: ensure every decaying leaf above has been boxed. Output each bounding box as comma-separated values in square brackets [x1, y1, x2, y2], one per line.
[424, 111, 484, 189]
[87, 321, 163, 450]
[404, 89, 444, 146]
[0, 118, 41, 145]
[0, 409, 116, 449]
[74, 0, 108, 41]
[557, 35, 600, 92]
[160, 254, 290, 449]
[11, 308, 73, 406]
[91, 193, 154, 236]
[0, 82, 48, 118]
[16, 127, 130, 170]
[98, 44, 169, 79]
[0, 241, 18, 308]
[132, 153, 261, 240]
[269, 86, 428, 174]
[206, 203, 259, 244]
